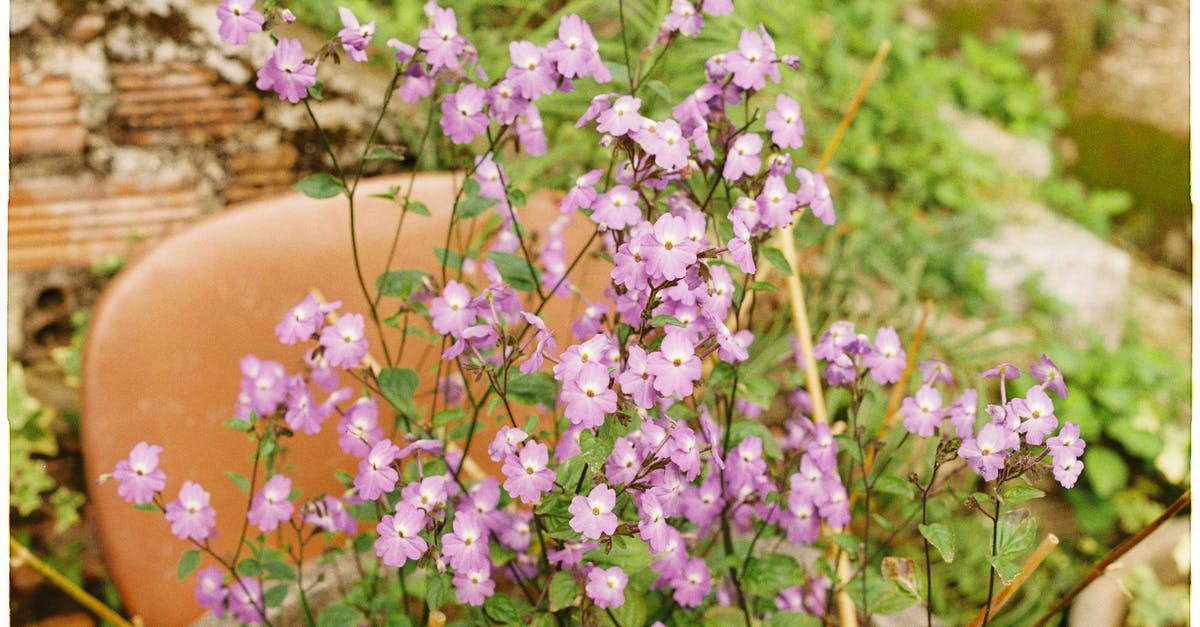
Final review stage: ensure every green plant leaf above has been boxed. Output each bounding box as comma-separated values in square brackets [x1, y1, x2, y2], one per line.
[918, 522, 955, 563]
[378, 367, 419, 418]
[317, 604, 367, 627]
[484, 251, 540, 292]
[364, 146, 406, 161]
[454, 195, 498, 220]
[649, 314, 685, 328]
[407, 200, 431, 217]
[376, 269, 430, 299]
[236, 558, 262, 578]
[766, 611, 823, 627]
[506, 372, 556, 407]
[262, 559, 297, 581]
[177, 550, 200, 580]
[484, 594, 521, 624]
[743, 553, 803, 598]
[292, 173, 344, 199]
[1002, 484, 1045, 505]
[263, 583, 290, 608]
[760, 246, 793, 275]
[1084, 447, 1128, 498]
[989, 555, 1022, 585]
[584, 536, 652, 573]
[225, 471, 250, 493]
[426, 571, 449, 610]
[548, 571, 579, 612]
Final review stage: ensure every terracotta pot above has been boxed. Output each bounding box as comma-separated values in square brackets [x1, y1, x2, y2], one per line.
[82, 172, 605, 625]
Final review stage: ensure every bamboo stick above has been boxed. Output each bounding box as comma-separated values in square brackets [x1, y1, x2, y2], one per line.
[968, 533, 1059, 627]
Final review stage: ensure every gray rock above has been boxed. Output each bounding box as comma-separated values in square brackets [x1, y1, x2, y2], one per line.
[973, 201, 1132, 347]
[939, 104, 1054, 181]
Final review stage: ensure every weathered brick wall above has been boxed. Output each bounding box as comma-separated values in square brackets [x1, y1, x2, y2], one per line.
[8, 0, 408, 358]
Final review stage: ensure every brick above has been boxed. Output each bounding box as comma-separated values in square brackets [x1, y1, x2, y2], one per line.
[111, 61, 262, 146]
[9, 126, 87, 156]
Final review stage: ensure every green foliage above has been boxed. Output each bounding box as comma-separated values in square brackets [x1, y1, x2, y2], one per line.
[951, 31, 1066, 137]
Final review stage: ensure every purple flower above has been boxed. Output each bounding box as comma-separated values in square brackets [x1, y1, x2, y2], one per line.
[194, 565, 227, 617]
[587, 566, 628, 609]
[441, 512, 489, 571]
[452, 564, 495, 606]
[918, 358, 954, 385]
[702, 0, 734, 14]
[901, 385, 945, 437]
[441, 84, 489, 144]
[354, 439, 400, 501]
[569, 484, 619, 539]
[722, 133, 763, 181]
[948, 389, 979, 439]
[765, 94, 804, 148]
[247, 474, 294, 532]
[1014, 385, 1057, 445]
[216, 0, 264, 46]
[596, 95, 644, 137]
[228, 578, 264, 625]
[337, 396, 382, 457]
[430, 281, 476, 338]
[561, 362, 617, 429]
[958, 423, 1014, 481]
[981, 362, 1020, 380]
[165, 481, 217, 541]
[728, 218, 756, 274]
[1031, 354, 1069, 399]
[319, 313, 368, 369]
[402, 475, 449, 513]
[113, 441, 167, 504]
[807, 171, 836, 225]
[375, 503, 428, 568]
[1046, 422, 1085, 460]
[275, 294, 337, 345]
[418, 6, 466, 72]
[560, 169, 603, 214]
[590, 185, 642, 230]
[646, 330, 702, 398]
[488, 426, 528, 462]
[1052, 455, 1083, 489]
[726, 26, 780, 90]
[757, 175, 797, 228]
[506, 41, 557, 100]
[644, 119, 690, 171]
[646, 213, 700, 281]
[546, 14, 610, 83]
[337, 7, 374, 63]
[501, 442, 555, 504]
[255, 38, 316, 104]
[864, 326, 906, 384]
[239, 355, 287, 418]
[671, 556, 713, 607]
[303, 495, 357, 535]
[664, 0, 704, 36]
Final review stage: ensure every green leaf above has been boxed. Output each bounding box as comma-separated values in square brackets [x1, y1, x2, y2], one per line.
[748, 280, 780, 292]
[262, 559, 297, 581]
[555, 454, 587, 491]
[236, 558, 262, 578]
[918, 522, 955, 563]
[433, 246, 463, 271]
[263, 583, 290, 608]
[425, 571, 448, 610]
[307, 81, 324, 100]
[454, 195, 498, 220]
[177, 550, 200, 580]
[318, 604, 367, 627]
[1002, 484, 1045, 505]
[548, 571, 579, 612]
[484, 594, 521, 624]
[605, 586, 647, 627]
[1084, 447, 1128, 498]
[765, 611, 823, 627]
[379, 368, 419, 418]
[484, 251, 540, 293]
[376, 269, 430, 299]
[729, 419, 782, 459]
[225, 471, 250, 493]
[407, 200, 431, 217]
[881, 556, 919, 597]
[874, 475, 915, 499]
[760, 246, 793, 275]
[292, 173, 344, 199]
[432, 408, 464, 428]
[743, 553, 803, 598]
[584, 536, 653, 573]
[506, 372, 557, 407]
[989, 555, 1022, 585]
[649, 314, 685, 328]
[222, 418, 254, 432]
[368, 185, 400, 201]
[364, 147, 406, 161]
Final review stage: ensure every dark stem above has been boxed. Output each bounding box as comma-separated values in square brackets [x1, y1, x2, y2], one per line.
[982, 496, 1001, 626]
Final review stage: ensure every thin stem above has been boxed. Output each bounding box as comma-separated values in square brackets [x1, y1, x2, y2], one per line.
[921, 462, 941, 627]
[1032, 489, 1191, 627]
[982, 496, 1001, 626]
[9, 537, 133, 627]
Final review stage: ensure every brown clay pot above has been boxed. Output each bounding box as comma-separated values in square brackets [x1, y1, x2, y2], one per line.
[81, 172, 605, 625]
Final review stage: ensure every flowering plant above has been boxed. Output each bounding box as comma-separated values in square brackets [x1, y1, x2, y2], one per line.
[102, 2, 1094, 625]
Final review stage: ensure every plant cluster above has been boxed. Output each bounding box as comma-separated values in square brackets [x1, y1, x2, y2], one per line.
[95, 2, 1155, 626]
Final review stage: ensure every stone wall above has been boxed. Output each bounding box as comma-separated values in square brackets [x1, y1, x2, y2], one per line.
[8, 0, 410, 359]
